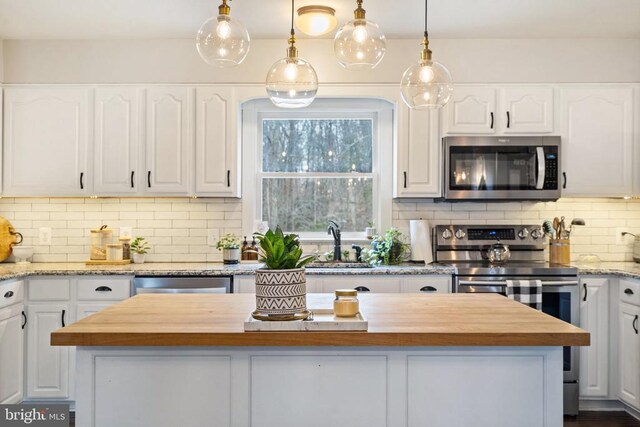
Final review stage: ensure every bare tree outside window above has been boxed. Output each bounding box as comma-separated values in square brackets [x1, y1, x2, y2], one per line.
[261, 119, 374, 233]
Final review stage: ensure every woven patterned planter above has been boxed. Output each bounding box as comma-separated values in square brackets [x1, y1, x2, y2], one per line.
[252, 268, 309, 321]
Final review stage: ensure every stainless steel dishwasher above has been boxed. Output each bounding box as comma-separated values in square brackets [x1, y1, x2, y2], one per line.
[132, 276, 232, 295]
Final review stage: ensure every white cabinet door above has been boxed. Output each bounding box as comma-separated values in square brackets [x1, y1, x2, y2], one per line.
[561, 87, 633, 197]
[444, 87, 497, 134]
[0, 304, 24, 404]
[501, 87, 554, 133]
[145, 87, 192, 195]
[26, 303, 71, 399]
[3, 87, 90, 196]
[321, 277, 401, 293]
[395, 106, 440, 197]
[401, 276, 451, 293]
[94, 87, 141, 195]
[195, 87, 240, 197]
[579, 278, 609, 398]
[619, 302, 640, 409]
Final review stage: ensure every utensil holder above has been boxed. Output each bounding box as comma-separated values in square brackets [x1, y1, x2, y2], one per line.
[549, 239, 570, 265]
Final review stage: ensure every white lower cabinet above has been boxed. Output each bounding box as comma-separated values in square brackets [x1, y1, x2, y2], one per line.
[0, 279, 25, 404]
[401, 276, 451, 293]
[579, 277, 609, 398]
[619, 301, 640, 409]
[321, 276, 401, 293]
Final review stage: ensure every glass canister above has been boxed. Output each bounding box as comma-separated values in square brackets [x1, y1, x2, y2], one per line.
[90, 226, 113, 260]
[334, 289, 360, 317]
[106, 243, 124, 261]
[119, 236, 131, 260]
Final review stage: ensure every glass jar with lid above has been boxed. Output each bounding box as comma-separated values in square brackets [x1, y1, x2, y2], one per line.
[90, 226, 113, 260]
[333, 289, 360, 318]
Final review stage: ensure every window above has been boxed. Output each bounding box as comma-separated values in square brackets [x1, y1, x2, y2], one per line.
[243, 98, 393, 240]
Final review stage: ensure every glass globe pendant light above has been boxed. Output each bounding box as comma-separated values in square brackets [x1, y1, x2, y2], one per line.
[334, 0, 386, 70]
[265, 0, 318, 109]
[196, 0, 250, 68]
[400, 0, 453, 109]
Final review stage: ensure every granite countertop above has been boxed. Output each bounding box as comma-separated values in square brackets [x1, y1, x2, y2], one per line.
[1, 261, 640, 281]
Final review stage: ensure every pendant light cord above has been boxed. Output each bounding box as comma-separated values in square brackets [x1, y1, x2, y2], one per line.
[290, 0, 295, 37]
[424, 0, 429, 38]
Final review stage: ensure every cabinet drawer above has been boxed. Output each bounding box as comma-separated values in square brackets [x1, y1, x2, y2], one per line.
[620, 279, 640, 306]
[322, 277, 401, 293]
[28, 279, 70, 301]
[77, 278, 131, 301]
[0, 280, 24, 310]
[401, 277, 451, 293]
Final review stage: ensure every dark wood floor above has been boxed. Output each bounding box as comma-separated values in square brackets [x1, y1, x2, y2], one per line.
[565, 411, 640, 426]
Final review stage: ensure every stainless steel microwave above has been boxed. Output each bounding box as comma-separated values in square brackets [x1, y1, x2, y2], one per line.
[443, 136, 561, 201]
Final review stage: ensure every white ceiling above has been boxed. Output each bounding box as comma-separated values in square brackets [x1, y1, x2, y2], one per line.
[0, 0, 638, 40]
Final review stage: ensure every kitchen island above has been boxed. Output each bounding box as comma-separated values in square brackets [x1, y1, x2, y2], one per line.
[52, 293, 589, 427]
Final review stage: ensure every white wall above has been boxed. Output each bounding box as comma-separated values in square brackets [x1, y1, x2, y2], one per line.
[3, 38, 640, 84]
[0, 40, 4, 83]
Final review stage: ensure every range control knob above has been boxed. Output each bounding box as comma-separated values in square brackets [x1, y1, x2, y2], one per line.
[517, 228, 529, 240]
[441, 229, 453, 240]
[530, 228, 541, 240]
[455, 229, 466, 239]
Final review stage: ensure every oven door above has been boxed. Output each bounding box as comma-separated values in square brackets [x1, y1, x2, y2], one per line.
[455, 276, 579, 383]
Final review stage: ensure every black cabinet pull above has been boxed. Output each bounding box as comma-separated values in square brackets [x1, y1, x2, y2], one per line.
[403, 171, 407, 189]
[625, 288, 634, 296]
[420, 286, 437, 292]
[506, 111, 510, 128]
[562, 172, 567, 189]
[95, 286, 112, 292]
[490, 112, 494, 129]
[227, 170, 231, 187]
[354, 286, 370, 292]
[634, 315, 639, 335]
[583, 283, 587, 301]
[3, 290, 14, 298]
[130, 171, 135, 188]
[80, 172, 84, 190]
[147, 171, 152, 188]
[61, 309, 66, 327]
[21, 311, 27, 330]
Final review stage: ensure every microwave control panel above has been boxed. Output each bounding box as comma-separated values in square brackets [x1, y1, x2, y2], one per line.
[543, 147, 559, 189]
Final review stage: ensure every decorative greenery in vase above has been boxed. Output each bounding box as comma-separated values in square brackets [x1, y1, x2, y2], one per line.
[130, 237, 150, 255]
[364, 228, 411, 266]
[216, 234, 241, 264]
[253, 227, 316, 269]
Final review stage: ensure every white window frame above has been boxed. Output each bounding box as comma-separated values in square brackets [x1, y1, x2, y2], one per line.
[242, 97, 393, 243]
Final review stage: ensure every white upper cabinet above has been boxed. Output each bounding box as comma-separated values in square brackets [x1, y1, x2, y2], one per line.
[560, 86, 633, 197]
[443, 85, 554, 135]
[3, 87, 90, 196]
[93, 87, 141, 195]
[194, 87, 240, 197]
[394, 104, 441, 197]
[501, 87, 554, 133]
[145, 87, 192, 195]
[444, 86, 497, 134]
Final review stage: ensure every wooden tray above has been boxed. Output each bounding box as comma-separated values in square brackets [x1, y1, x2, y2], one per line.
[85, 259, 132, 266]
[244, 309, 368, 332]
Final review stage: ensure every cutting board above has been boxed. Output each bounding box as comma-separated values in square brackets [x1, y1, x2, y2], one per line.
[0, 217, 22, 262]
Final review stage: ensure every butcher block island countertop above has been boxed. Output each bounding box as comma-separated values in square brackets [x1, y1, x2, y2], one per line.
[51, 293, 589, 347]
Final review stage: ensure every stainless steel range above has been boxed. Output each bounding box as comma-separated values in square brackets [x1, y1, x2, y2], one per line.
[434, 224, 580, 416]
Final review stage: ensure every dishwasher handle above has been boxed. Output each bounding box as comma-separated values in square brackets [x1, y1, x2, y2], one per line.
[136, 287, 228, 294]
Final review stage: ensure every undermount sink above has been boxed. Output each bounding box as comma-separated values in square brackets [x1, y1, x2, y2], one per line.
[306, 261, 372, 269]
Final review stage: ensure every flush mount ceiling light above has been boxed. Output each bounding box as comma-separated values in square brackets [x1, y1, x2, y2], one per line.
[334, 0, 386, 70]
[265, 0, 319, 108]
[196, 0, 250, 68]
[296, 5, 337, 36]
[400, 0, 453, 109]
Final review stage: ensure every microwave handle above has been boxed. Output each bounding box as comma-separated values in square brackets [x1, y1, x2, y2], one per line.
[535, 147, 545, 190]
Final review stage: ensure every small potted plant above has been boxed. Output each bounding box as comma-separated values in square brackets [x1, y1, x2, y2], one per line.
[251, 226, 316, 321]
[365, 221, 376, 240]
[130, 237, 151, 264]
[364, 228, 410, 266]
[216, 233, 241, 264]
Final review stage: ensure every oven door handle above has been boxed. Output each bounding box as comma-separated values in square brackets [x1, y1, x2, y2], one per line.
[458, 280, 578, 287]
[535, 147, 545, 190]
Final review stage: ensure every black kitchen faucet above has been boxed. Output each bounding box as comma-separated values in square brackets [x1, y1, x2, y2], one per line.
[327, 220, 342, 262]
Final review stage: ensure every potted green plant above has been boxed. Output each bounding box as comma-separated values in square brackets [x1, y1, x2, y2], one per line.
[365, 221, 376, 240]
[130, 237, 151, 264]
[251, 226, 316, 321]
[216, 233, 241, 264]
[364, 228, 410, 266]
